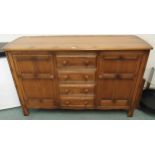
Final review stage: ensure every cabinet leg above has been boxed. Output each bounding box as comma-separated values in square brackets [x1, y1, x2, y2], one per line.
[22, 106, 29, 116]
[128, 108, 134, 117]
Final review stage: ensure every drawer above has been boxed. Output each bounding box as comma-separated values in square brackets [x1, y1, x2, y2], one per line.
[58, 70, 95, 82]
[60, 96, 94, 108]
[57, 55, 96, 68]
[99, 99, 129, 106]
[59, 84, 95, 95]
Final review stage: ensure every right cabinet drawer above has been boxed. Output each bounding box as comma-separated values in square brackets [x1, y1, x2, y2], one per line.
[96, 52, 143, 108]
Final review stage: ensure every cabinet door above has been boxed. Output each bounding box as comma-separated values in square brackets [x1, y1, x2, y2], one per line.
[96, 52, 142, 109]
[13, 54, 58, 109]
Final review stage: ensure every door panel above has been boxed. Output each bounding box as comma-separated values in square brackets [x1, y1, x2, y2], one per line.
[101, 58, 118, 73]
[96, 52, 142, 108]
[118, 59, 140, 73]
[13, 54, 58, 108]
[114, 79, 134, 99]
[97, 79, 116, 99]
[14, 55, 53, 74]
[22, 79, 55, 99]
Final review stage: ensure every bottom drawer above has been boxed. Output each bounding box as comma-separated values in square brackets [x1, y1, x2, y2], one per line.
[60, 96, 94, 108]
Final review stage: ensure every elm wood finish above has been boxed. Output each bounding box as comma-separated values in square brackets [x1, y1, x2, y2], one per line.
[3, 36, 153, 116]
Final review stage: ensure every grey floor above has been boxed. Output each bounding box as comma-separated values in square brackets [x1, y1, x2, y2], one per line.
[0, 107, 155, 120]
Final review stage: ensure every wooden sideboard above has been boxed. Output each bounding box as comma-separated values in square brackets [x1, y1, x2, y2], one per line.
[3, 35, 153, 116]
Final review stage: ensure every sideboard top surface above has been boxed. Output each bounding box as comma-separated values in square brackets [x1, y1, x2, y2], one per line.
[3, 35, 153, 52]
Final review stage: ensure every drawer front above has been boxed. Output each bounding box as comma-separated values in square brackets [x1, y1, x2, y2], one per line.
[59, 84, 95, 95]
[57, 55, 96, 68]
[60, 96, 94, 108]
[58, 70, 95, 82]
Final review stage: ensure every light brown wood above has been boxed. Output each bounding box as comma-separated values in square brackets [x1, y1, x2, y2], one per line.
[3, 35, 152, 51]
[3, 35, 152, 117]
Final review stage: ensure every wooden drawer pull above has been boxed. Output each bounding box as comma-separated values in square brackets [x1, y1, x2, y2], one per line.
[84, 60, 90, 65]
[84, 100, 89, 105]
[64, 89, 70, 94]
[63, 60, 68, 65]
[83, 88, 89, 93]
[64, 75, 69, 80]
[50, 74, 54, 79]
[84, 75, 89, 80]
[98, 74, 103, 79]
[65, 101, 71, 105]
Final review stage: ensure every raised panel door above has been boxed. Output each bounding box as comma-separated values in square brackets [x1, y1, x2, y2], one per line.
[96, 52, 142, 108]
[13, 54, 58, 109]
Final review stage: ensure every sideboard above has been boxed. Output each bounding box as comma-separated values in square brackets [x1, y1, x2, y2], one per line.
[3, 35, 153, 116]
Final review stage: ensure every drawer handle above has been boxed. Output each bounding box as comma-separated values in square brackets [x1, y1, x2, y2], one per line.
[64, 75, 69, 80]
[84, 100, 89, 105]
[50, 74, 54, 79]
[84, 75, 89, 80]
[83, 88, 89, 93]
[63, 60, 68, 65]
[64, 89, 70, 94]
[65, 101, 71, 105]
[34, 74, 38, 78]
[84, 60, 90, 66]
[98, 74, 103, 79]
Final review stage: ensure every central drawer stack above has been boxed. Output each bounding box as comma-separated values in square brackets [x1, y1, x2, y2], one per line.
[56, 53, 97, 109]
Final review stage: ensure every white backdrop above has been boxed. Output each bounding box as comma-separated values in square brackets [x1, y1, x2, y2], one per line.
[0, 1, 155, 155]
[0, 58, 20, 109]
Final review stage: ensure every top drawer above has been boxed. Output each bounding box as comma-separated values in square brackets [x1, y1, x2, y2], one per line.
[56, 54, 96, 68]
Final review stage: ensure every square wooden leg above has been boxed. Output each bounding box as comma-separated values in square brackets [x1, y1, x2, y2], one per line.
[22, 106, 29, 116]
[128, 108, 134, 117]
